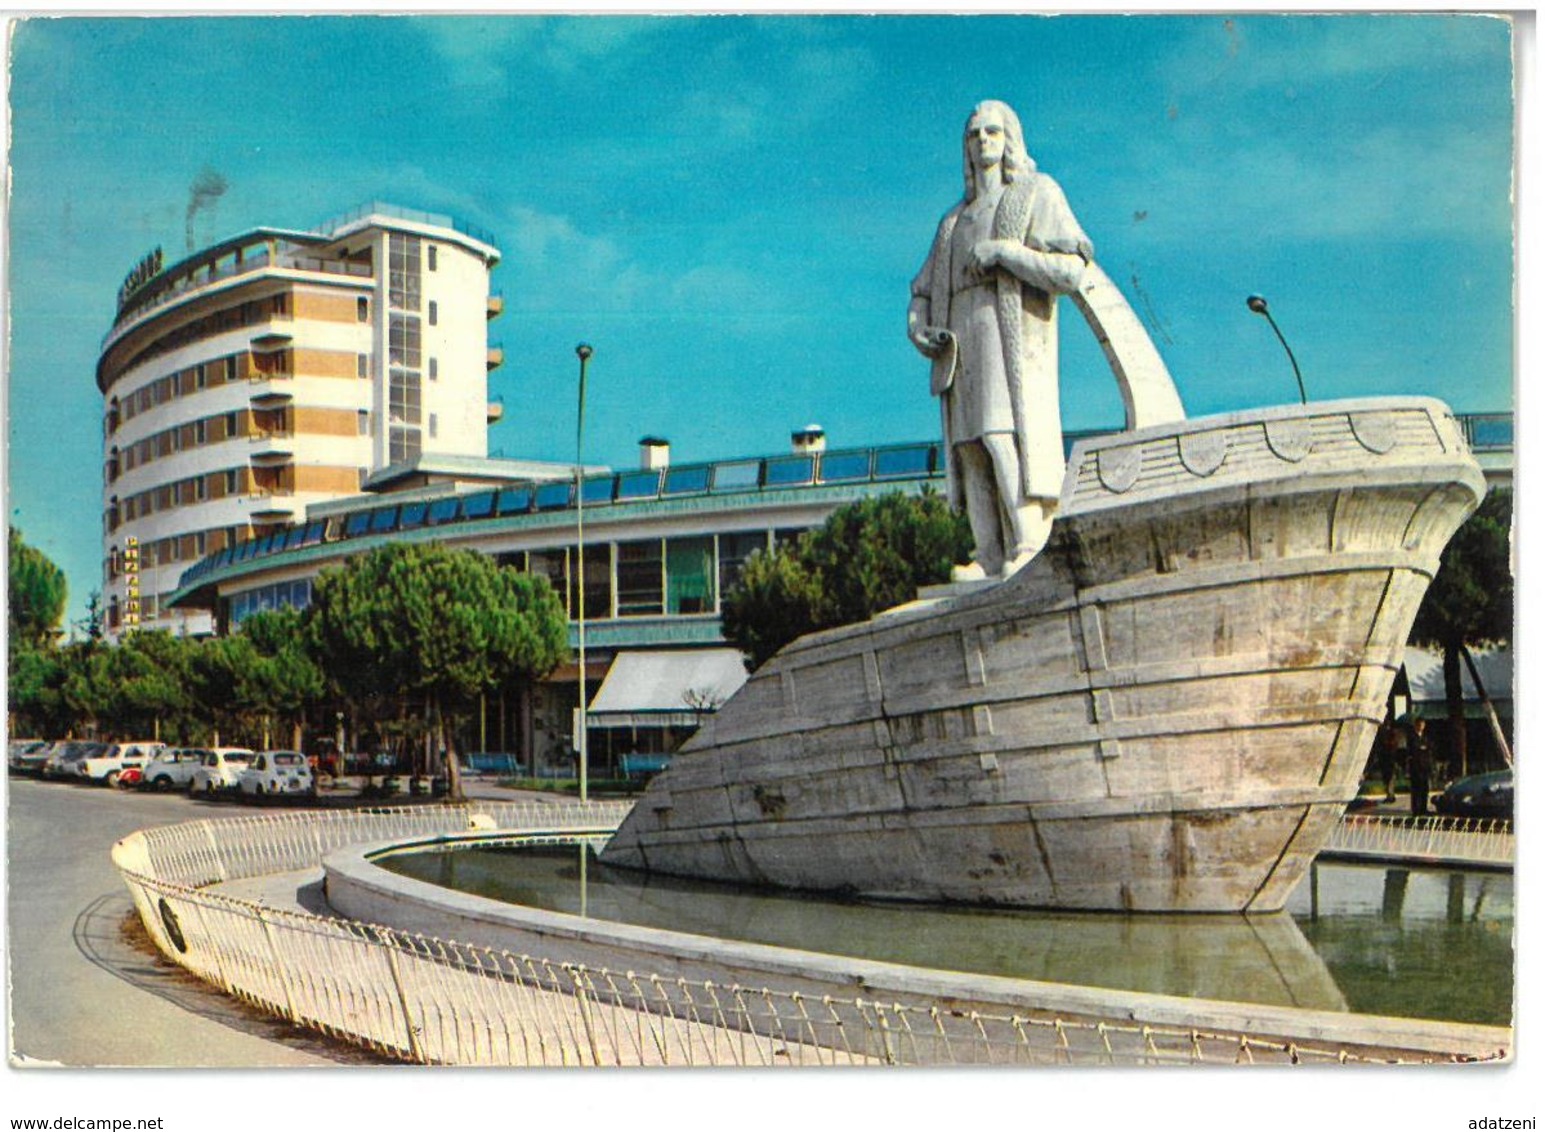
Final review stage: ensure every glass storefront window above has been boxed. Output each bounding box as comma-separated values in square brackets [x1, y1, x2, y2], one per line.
[667, 536, 715, 614]
[576, 544, 611, 621]
[718, 531, 768, 598]
[617, 539, 664, 617]
[528, 549, 569, 616]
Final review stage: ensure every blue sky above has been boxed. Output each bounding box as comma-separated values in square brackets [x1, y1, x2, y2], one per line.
[4, 13, 1517, 629]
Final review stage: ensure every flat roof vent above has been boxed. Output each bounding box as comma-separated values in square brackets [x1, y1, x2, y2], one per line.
[791, 424, 826, 455]
[640, 436, 670, 470]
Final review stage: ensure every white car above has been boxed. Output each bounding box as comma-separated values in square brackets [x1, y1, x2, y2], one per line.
[238, 751, 315, 797]
[141, 748, 211, 791]
[188, 748, 255, 794]
[78, 741, 166, 787]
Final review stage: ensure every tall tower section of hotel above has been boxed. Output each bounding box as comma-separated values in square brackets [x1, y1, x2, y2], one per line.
[97, 204, 503, 637]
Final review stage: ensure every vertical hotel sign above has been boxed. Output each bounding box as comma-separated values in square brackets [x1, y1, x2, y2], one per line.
[122, 536, 141, 627]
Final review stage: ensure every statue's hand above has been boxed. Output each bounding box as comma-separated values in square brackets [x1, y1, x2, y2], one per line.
[910, 326, 952, 357]
[968, 239, 1016, 276]
[907, 296, 944, 356]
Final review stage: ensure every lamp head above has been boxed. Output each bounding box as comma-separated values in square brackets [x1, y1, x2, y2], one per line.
[1247, 295, 1269, 315]
[576, 343, 593, 361]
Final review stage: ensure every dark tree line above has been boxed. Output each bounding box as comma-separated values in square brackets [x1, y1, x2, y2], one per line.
[7, 538, 568, 799]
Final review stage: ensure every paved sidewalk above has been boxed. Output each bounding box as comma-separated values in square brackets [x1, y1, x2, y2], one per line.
[8, 778, 352, 1067]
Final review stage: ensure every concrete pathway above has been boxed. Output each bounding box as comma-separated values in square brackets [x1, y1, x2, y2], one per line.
[7, 777, 357, 1067]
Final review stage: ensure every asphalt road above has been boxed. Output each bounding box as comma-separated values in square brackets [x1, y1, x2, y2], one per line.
[6, 776, 359, 1068]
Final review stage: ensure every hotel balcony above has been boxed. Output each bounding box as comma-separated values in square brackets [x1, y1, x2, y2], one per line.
[248, 377, 294, 409]
[487, 397, 505, 425]
[249, 431, 296, 465]
[487, 292, 504, 319]
[249, 495, 300, 523]
[250, 326, 294, 353]
[487, 342, 505, 370]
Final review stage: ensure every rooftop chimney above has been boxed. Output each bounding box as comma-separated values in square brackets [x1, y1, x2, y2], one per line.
[640, 436, 670, 470]
[791, 424, 826, 455]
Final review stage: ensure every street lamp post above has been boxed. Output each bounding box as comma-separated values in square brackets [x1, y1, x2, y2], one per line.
[1246, 294, 1307, 405]
[574, 344, 593, 805]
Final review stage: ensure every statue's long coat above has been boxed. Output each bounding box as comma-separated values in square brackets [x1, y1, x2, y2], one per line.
[912, 172, 1092, 506]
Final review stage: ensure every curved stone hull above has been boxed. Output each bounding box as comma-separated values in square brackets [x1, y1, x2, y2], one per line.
[601, 398, 1488, 912]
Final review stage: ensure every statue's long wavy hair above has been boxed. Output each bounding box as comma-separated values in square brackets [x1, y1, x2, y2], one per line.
[962, 100, 1036, 200]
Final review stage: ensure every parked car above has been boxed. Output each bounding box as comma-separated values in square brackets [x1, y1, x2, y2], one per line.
[141, 748, 211, 792]
[188, 748, 255, 795]
[1434, 769, 1513, 821]
[8, 739, 51, 774]
[238, 751, 315, 797]
[42, 741, 108, 780]
[78, 741, 166, 787]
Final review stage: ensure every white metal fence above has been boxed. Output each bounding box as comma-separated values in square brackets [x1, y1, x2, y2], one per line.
[1322, 814, 1514, 868]
[111, 804, 1508, 1067]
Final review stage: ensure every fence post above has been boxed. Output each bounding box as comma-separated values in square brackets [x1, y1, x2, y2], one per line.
[382, 936, 426, 1063]
[572, 968, 603, 1066]
[254, 908, 298, 1023]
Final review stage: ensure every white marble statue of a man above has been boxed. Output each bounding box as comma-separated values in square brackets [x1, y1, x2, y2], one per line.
[908, 100, 1092, 579]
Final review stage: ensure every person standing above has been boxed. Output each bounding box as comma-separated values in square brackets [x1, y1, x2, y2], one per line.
[1377, 724, 1399, 803]
[908, 100, 1092, 579]
[1408, 716, 1434, 817]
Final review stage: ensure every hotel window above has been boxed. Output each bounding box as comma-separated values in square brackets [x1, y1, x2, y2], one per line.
[389, 233, 421, 310]
[357, 297, 369, 322]
[389, 314, 422, 368]
[195, 531, 206, 556]
[428, 413, 438, 439]
[225, 355, 238, 383]
[224, 411, 238, 438]
[195, 419, 207, 444]
[357, 353, 369, 379]
[428, 300, 438, 326]
[225, 469, 239, 495]
[429, 357, 438, 381]
[194, 476, 207, 501]
[389, 369, 421, 424]
[427, 245, 438, 272]
[389, 425, 422, 464]
[358, 410, 370, 436]
[195, 363, 208, 389]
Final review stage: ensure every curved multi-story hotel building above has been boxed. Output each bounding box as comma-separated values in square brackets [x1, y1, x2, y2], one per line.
[98, 203, 504, 637]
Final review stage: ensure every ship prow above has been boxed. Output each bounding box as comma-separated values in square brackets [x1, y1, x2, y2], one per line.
[601, 397, 1486, 913]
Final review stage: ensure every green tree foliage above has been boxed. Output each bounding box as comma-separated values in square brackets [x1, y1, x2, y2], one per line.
[721, 491, 974, 670]
[306, 543, 569, 796]
[1409, 488, 1513, 774]
[237, 607, 326, 747]
[8, 526, 67, 648]
[7, 642, 65, 736]
[189, 632, 261, 745]
[88, 631, 194, 740]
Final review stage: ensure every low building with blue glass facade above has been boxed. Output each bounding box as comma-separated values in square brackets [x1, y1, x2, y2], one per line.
[167, 413, 1515, 775]
[168, 429, 954, 772]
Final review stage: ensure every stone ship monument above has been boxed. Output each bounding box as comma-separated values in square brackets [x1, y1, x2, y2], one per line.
[600, 101, 1486, 913]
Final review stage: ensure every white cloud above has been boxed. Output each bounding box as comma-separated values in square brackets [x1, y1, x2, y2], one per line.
[495, 204, 763, 320]
[1158, 14, 1510, 98]
[416, 17, 665, 91]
